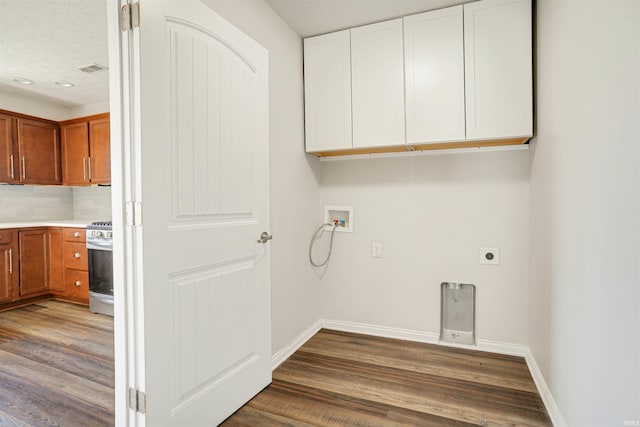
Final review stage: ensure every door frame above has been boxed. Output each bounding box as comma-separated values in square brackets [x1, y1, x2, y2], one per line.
[106, 0, 142, 425]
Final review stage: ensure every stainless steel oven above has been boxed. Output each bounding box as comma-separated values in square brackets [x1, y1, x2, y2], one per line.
[86, 221, 113, 316]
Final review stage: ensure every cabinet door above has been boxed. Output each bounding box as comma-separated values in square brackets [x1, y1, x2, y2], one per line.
[304, 30, 352, 152]
[351, 19, 405, 148]
[464, 0, 532, 140]
[0, 113, 18, 183]
[46, 229, 63, 293]
[404, 6, 465, 144]
[61, 122, 90, 185]
[19, 230, 48, 296]
[88, 117, 111, 184]
[0, 243, 17, 303]
[17, 119, 61, 184]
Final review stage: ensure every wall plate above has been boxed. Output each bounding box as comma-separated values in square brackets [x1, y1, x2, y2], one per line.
[480, 247, 499, 265]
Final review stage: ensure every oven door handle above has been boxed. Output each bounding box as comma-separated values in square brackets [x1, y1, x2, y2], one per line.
[87, 241, 113, 251]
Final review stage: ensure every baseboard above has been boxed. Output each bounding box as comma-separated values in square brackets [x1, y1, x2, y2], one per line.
[272, 318, 565, 427]
[523, 347, 567, 427]
[271, 320, 322, 370]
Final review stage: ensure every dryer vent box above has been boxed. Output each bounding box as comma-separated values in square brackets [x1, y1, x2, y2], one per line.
[440, 282, 476, 345]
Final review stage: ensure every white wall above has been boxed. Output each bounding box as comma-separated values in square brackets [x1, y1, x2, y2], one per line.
[318, 149, 530, 344]
[202, 0, 322, 355]
[530, 1, 640, 426]
[0, 89, 70, 121]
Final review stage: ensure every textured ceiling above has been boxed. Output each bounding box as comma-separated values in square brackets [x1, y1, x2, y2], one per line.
[264, 0, 474, 37]
[0, 0, 109, 108]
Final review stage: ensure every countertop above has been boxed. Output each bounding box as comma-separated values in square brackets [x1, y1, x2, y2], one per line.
[0, 220, 92, 229]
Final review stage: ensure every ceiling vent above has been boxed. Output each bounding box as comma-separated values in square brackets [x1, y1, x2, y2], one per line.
[77, 63, 109, 73]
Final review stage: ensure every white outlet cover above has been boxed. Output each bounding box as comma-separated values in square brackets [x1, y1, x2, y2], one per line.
[480, 247, 499, 265]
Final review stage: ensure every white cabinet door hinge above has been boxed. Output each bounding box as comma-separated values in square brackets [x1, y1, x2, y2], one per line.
[125, 201, 143, 227]
[121, 2, 140, 32]
[128, 387, 147, 414]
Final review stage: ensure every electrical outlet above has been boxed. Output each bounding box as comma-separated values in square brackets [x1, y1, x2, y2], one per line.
[480, 247, 499, 265]
[372, 242, 382, 258]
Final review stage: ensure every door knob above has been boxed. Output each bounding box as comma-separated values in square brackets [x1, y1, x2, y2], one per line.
[257, 231, 273, 244]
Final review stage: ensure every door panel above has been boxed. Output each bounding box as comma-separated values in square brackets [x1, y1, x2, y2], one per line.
[129, 1, 271, 425]
[17, 119, 61, 185]
[61, 122, 90, 185]
[19, 230, 48, 296]
[89, 117, 111, 184]
[0, 114, 18, 183]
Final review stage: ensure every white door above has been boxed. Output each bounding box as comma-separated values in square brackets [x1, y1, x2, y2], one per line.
[116, 1, 271, 425]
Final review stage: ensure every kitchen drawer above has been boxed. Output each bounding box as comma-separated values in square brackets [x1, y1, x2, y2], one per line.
[63, 242, 88, 271]
[63, 269, 89, 302]
[0, 229, 14, 243]
[63, 228, 86, 243]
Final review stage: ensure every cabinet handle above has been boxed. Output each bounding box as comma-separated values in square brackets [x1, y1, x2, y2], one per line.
[9, 154, 14, 179]
[21, 157, 25, 180]
[73, 252, 81, 259]
[74, 280, 81, 287]
[73, 231, 80, 238]
[88, 157, 92, 180]
[8, 248, 12, 274]
[82, 157, 87, 181]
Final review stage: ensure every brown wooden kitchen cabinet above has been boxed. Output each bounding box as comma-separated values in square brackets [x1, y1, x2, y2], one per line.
[0, 111, 61, 185]
[17, 118, 61, 185]
[0, 230, 18, 303]
[61, 114, 110, 185]
[0, 113, 19, 184]
[62, 228, 89, 304]
[18, 228, 63, 297]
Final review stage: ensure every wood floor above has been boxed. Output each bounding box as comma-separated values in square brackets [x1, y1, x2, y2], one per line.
[0, 300, 114, 426]
[223, 329, 552, 426]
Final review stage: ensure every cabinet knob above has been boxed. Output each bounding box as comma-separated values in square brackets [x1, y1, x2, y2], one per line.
[74, 280, 81, 287]
[74, 253, 81, 259]
[73, 232, 80, 238]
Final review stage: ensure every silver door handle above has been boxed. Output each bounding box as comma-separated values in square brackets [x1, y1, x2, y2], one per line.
[88, 156, 92, 180]
[83, 157, 87, 181]
[8, 248, 12, 274]
[257, 231, 272, 244]
[9, 154, 14, 179]
[21, 156, 25, 180]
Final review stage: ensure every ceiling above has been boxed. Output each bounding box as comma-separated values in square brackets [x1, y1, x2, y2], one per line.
[264, 0, 473, 37]
[0, 0, 109, 108]
[0, 0, 470, 108]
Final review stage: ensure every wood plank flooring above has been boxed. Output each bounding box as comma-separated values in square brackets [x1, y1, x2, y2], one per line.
[222, 329, 552, 426]
[0, 300, 114, 426]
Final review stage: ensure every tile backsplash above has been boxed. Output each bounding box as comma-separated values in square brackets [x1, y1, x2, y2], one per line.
[0, 185, 73, 221]
[0, 185, 112, 223]
[72, 186, 112, 220]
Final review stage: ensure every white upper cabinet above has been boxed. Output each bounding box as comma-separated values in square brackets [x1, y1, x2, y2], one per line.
[302, 0, 532, 156]
[351, 19, 405, 148]
[304, 30, 352, 152]
[464, 0, 532, 140]
[404, 6, 465, 144]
